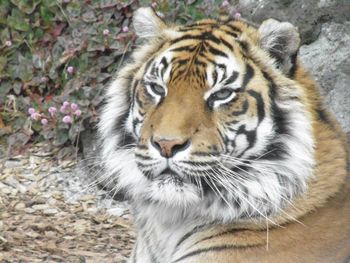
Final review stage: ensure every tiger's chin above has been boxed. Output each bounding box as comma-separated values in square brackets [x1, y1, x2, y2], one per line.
[143, 171, 202, 208]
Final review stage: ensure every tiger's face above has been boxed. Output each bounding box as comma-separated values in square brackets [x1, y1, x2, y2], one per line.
[99, 8, 314, 222]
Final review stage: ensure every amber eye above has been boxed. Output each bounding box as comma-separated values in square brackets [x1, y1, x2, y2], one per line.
[148, 83, 165, 96]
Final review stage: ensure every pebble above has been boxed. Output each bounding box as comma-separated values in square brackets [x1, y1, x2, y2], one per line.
[14, 202, 26, 210]
[5, 160, 22, 169]
[43, 208, 58, 215]
[32, 204, 50, 210]
[24, 208, 36, 214]
[1, 188, 11, 195]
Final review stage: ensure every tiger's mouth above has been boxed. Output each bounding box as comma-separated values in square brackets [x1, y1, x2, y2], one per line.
[159, 167, 179, 177]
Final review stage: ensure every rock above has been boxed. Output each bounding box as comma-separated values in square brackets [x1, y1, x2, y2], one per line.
[237, 0, 350, 44]
[32, 204, 50, 210]
[4, 159, 22, 169]
[43, 208, 58, 215]
[14, 202, 26, 210]
[299, 22, 350, 131]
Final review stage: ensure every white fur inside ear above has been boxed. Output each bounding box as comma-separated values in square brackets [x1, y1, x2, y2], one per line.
[133, 7, 166, 39]
[259, 19, 300, 56]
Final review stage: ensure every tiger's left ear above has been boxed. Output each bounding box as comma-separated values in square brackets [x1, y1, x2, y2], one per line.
[133, 7, 168, 39]
[258, 19, 300, 75]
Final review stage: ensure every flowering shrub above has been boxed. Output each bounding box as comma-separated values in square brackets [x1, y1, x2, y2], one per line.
[27, 101, 82, 146]
[0, 0, 234, 156]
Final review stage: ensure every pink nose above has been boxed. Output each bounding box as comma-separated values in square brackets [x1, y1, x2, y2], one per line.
[151, 137, 190, 158]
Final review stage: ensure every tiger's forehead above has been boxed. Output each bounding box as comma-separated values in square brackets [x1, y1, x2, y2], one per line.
[145, 38, 245, 91]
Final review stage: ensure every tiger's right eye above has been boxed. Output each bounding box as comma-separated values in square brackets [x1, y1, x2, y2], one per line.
[149, 83, 165, 96]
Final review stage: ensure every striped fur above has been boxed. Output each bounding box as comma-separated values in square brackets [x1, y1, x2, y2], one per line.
[98, 7, 350, 263]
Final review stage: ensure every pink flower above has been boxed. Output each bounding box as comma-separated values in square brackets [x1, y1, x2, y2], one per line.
[30, 112, 41, 121]
[67, 66, 74, 74]
[62, 115, 72, 124]
[122, 26, 129, 33]
[70, 103, 78, 111]
[63, 101, 70, 107]
[41, 76, 48, 82]
[41, 118, 48, 125]
[234, 12, 241, 18]
[74, 109, 82, 117]
[60, 105, 67, 113]
[221, 0, 230, 8]
[103, 29, 110, 36]
[28, 108, 36, 115]
[48, 107, 57, 116]
[5, 40, 12, 47]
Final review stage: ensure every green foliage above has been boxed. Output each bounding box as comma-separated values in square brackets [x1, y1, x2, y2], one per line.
[0, 0, 137, 153]
[0, 0, 230, 156]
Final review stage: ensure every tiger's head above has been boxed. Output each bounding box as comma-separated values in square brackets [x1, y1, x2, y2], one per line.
[98, 8, 314, 223]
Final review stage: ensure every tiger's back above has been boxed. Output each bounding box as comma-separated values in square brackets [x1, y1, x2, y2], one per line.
[98, 7, 350, 263]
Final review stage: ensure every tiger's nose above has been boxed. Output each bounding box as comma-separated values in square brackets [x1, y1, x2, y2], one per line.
[151, 137, 190, 158]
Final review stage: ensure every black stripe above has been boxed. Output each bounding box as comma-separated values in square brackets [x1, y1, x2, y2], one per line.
[208, 46, 228, 58]
[241, 63, 254, 90]
[316, 107, 331, 124]
[212, 70, 218, 86]
[235, 124, 257, 157]
[237, 40, 249, 53]
[219, 37, 234, 51]
[150, 64, 158, 77]
[258, 71, 289, 160]
[172, 244, 263, 263]
[194, 58, 206, 66]
[119, 132, 136, 148]
[193, 228, 250, 246]
[172, 58, 189, 65]
[173, 223, 211, 253]
[247, 90, 265, 123]
[170, 32, 221, 45]
[288, 51, 298, 78]
[222, 29, 238, 38]
[225, 24, 242, 33]
[160, 57, 169, 78]
[171, 45, 197, 52]
[224, 71, 238, 85]
[144, 59, 154, 75]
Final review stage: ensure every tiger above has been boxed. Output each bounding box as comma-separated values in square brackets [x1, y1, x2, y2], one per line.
[98, 7, 350, 263]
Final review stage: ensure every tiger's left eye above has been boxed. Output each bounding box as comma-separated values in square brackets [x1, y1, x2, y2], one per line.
[212, 88, 234, 100]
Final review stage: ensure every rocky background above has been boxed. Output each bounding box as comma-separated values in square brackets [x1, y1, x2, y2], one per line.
[235, 0, 350, 132]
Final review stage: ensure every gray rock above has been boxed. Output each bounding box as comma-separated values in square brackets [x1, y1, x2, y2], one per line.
[299, 22, 350, 132]
[237, 0, 350, 44]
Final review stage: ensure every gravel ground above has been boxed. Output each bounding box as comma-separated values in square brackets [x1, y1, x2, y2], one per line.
[0, 143, 135, 262]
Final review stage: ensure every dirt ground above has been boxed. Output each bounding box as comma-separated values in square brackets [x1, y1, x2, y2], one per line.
[0, 144, 135, 262]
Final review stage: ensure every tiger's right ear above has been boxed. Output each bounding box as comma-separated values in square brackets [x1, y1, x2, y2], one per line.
[133, 7, 167, 39]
